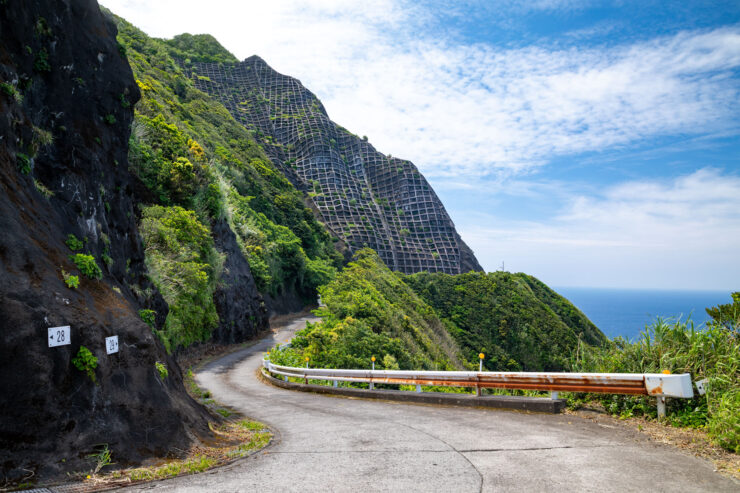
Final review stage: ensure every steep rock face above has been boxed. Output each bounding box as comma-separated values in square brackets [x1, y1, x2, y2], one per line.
[0, 0, 210, 481]
[211, 218, 268, 343]
[188, 56, 482, 275]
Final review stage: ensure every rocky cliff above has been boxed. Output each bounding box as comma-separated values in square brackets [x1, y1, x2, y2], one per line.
[187, 56, 482, 275]
[0, 0, 210, 481]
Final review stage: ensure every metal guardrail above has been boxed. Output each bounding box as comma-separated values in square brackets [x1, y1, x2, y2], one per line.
[262, 360, 694, 417]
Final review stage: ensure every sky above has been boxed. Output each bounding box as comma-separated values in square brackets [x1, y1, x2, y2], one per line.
[102, 0, 740, 291]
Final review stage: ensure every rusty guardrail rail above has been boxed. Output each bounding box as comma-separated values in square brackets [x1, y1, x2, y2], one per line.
[262, 360, 694, 417]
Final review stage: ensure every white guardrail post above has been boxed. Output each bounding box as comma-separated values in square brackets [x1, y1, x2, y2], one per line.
[262, 358, 694, 417]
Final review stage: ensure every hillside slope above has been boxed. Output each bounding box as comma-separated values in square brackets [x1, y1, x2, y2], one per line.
[0, 1, 210, 481]
[183, 54, 481, 275]
[404, 271, 607, 370]
[272, 251, 605, 372]
[273, 249, 464, 371]
[114, 17, 344, 337]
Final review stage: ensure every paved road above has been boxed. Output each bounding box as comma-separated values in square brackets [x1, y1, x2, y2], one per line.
[121, 317, 737, 492]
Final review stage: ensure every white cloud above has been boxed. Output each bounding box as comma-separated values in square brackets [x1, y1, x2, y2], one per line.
[102, 1, 740, 179]
[460, 168, 740, 290]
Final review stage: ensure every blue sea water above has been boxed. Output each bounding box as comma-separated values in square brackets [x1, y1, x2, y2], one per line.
[554, 287, 732, 341]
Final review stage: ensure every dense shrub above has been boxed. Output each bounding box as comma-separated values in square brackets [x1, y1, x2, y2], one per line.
[65, 233, 83, 251]
[270, 249, 463, 371]
[404, 271, 605, 371]
[139, 205, 222, 351]
[570, 305, 739, 453]
[70, 254, 102, 280]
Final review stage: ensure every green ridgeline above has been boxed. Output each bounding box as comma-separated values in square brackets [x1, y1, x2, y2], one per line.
[114, 15, 342, 351]
[164, 33, 239, 64]
[403, 270, 606, 371]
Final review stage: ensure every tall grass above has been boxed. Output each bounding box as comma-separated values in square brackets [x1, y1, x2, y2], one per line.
[570, 317, 739, 452]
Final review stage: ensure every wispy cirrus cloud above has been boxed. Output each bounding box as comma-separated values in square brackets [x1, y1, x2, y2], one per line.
[314, 27, 740, 178]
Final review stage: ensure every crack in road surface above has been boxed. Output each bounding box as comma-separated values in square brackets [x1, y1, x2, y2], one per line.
[118, 316, 738, 493]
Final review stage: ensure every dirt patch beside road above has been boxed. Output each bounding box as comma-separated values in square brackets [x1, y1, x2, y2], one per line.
[568, 407, 739, 480]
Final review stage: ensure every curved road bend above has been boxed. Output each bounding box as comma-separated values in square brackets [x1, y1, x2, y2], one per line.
[120, 316, 737, 492]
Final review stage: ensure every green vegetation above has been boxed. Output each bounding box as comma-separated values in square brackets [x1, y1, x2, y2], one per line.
[72, 346, 98, 383]
[139, 205, 221, 351]
[1, 81, 22, 103]
[16, 152, 31, 174]
[88, 444, 114, 475]
[33, 48, 51, 72]
[65, 233, 84, 251]
[705, 291, 739, 330]
[184, 369, 212, 401]
[128, 456, 215, 481]
[270, 249, 464, 371]
[70, 254, 102, 280]
[124, 419, 270, 481]
[113, 15, 341, 344]
[61, 269, 79, 289]
[33, 179, 54, 198]
[404, 271, 605, 371]
[270, 250, 608, 374]
[138, 309, 156, 328]
[570, 294, 739, 453]
[155, 362, 168, 380]
[163, 33, 239, 64]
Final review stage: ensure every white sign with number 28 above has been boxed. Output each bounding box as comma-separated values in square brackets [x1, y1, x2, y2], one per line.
[48, 326, 71, 347]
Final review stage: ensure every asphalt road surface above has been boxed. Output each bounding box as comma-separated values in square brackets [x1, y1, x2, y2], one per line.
[119, 316, 737, 492]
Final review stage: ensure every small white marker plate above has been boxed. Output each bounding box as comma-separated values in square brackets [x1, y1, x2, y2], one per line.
[48, 326, 71, 347]
[695, 378, 708, 396]
[106, 335, 119, 355]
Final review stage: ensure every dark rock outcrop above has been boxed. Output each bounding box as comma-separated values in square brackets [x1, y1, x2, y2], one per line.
[188, 56, 483, 275]
[0, 0, 210, 482]
[211, 218, 269, 343]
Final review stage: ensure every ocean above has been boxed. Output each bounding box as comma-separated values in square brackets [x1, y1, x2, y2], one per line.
[554, 287, 731, 341]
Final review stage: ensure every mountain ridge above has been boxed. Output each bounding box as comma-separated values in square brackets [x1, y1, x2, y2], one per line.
[183, 53, 482, 275]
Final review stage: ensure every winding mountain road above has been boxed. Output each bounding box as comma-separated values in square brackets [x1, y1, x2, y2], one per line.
[120, 317, 736, 492]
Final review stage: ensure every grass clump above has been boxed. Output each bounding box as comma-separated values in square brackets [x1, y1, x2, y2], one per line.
[88, 444, 114, 475]
[1, 81, 22, 102]
[34, 179, 54, 198]
[128, 456, 215, 481]
[122, 420, 270, 481]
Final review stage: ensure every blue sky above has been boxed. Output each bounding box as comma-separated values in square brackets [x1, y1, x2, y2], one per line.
[104, 0, 740, 291]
